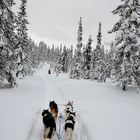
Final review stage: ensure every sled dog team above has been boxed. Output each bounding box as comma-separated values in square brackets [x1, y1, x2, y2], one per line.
[42, 101, 76, 140]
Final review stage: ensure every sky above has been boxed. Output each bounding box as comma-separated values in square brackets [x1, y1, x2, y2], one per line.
[14, 0, 121, 49]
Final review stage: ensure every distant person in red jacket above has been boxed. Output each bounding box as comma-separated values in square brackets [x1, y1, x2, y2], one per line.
[48, 69, 51, 74]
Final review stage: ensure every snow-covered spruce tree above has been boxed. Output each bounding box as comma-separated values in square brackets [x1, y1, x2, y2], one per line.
[55, 45, 63, 75]
[55, 45, 69, 74]
[70, 17, 83, 79]
[82, 35, 93, 79]
[69, 46, 75, 78]
[17, 0, 32, 77]
[91, 22, 106, 82]
[55, 58, 62, 76]
[0, 0, 17, 87]
[67, 45, 74, 73]
[38, 41, 48, 64]
[61, 46, 69, 73]
[90, 49, 96, 80]
[46, 46, 51, 64]
[109, 0, 140, 91]
[54, 46, 60, 64]
[28, 38, 40, 69]
[49, 44, 55, 70]
[104, 42, 116, 79]
[54, 46, 61, 75]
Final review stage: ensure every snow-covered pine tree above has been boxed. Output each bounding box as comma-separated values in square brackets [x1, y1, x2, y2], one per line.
[70, 17, 83, 79]
[59, 44, 62, 55]
[69, 46, 75, 78]
[53, 46, 60, 75]
[109, 0, 140, 91]
[55, 46, 63, 75]
[38, 42, 43, 63]
[54, 45, 69, 74]
[54, 46, 60, 64]
[49, 44, 55, 70]
[0, 0, 17, 87]
[17, 0, 31, 77]
[55, 59, 62, 76]
[82, 35, 93, 79]
[90, 48, 96, 80]
[28, 38, 39, 69]
[61, 46, 69, 73]
[67, 45, 73, 73]
[38, 41, 47, 63]
[13, 35, 25, 79]
[92, 22, 106, 82]
[46, 46, 51, 64]
[105, 42, 116, 79]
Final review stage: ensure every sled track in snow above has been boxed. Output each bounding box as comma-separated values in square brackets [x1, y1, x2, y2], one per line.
[26, 74, 90, 140]
[45, 74, 68, 102]
[26, 109, 44, 140]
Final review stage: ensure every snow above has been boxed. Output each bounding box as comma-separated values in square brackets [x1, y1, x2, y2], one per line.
[0, 64, 140, 140]
[0, 76, 46, 140]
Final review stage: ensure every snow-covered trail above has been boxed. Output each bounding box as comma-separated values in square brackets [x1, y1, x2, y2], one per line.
[26, 69, 90, 140]
[1, 65, 140, 140]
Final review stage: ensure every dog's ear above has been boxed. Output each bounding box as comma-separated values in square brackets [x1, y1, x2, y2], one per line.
[49, 101, 53, 107]
[68, 101, 73, 106]
[42, 109, 46, 116]
[70, 101, 73, 110]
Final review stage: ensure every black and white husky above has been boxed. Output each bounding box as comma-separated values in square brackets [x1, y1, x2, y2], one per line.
[64, 101, 73, 119]
[42, 109, 56, 140]
[64, 101, 76, 140]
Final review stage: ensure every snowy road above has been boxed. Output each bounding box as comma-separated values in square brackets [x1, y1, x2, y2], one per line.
[26, 71, 90, 140]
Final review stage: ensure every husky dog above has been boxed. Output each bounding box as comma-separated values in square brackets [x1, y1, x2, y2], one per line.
[49, 101, 58, 122]
[65, 111, 76, 140]
[42, 109, 56, 140]
[64, 101, 75, 140]
[64, 101, 73, 119]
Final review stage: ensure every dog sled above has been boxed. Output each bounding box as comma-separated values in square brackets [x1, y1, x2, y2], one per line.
[42, 101, 76, 140]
